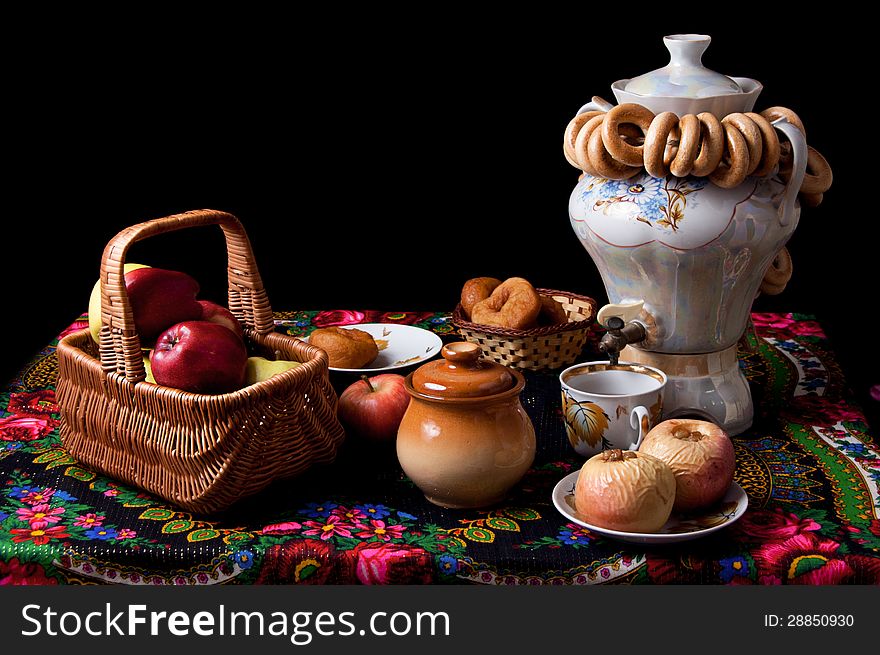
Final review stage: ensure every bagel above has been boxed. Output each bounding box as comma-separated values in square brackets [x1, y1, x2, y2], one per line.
[564, 111, 605, 169]
[574, 114, 607, 176]
[588, 124, 641, 180]
[310, 327, 378, 369]
[800, 192, 823, 208]
[759, 106, 805, 136]
[759, 247, 793, 296]
[601, 103, 654, 167]
[744, 112, 781, 178]
[460, 277, 503, 319]
[691, 112, 725, 177]
[669, 113, 701, 178]
[709, 121, 750, 188]
[722, 113, 763, 176]
[643, 111, 678, 178]
[471, 277, 542, 330]
[800, 146, 833, 194]
[563, 103, 831, 195]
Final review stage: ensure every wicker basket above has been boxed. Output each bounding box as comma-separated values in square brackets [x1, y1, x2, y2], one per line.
[452, 288, 597, 371]
[55, 210, 345, 515]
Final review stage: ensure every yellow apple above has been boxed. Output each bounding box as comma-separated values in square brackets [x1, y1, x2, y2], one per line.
[245, 356, 301, 385]
[88, 263, 151, 343]
[143, 352, 156, 384]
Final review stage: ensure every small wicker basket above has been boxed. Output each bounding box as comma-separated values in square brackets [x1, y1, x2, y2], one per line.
[452, 288, 597, 371]
[56, 210, 345, 515]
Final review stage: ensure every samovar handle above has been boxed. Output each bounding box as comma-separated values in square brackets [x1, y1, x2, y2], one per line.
[576, 95, 616, 115]
[772, 118, 808, 227]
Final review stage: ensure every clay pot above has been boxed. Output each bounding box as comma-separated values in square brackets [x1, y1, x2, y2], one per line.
[396, 342, 535, 508]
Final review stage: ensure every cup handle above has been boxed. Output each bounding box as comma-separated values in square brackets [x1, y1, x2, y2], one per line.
[629, 406, 650, 450]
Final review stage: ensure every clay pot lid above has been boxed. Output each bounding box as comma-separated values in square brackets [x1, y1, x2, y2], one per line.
[411, 342, 516, 398]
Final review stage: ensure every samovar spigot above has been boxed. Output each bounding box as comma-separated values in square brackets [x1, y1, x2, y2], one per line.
[599, 315, 647, 366]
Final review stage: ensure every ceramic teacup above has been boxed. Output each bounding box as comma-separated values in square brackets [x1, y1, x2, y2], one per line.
[559, 361, 667, 457]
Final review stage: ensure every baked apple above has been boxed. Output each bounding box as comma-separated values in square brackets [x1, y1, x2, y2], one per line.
[639, 418, 736, 512]
[575, 449, 675, 533]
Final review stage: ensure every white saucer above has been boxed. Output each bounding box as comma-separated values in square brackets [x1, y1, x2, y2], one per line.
[305, 323, 443, 373]
[552, 471, 748, 544]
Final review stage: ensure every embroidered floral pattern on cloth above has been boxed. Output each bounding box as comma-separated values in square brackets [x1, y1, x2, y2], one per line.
[0, 312, 877, 585]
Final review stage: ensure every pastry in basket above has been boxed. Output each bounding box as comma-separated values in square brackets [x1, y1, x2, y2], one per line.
[310, 327, 379, 369]
[470, 277, 542, 330]
[453, 276, 596, 371]
[538, 295, 568, 325]
[460, 277, 502, 319]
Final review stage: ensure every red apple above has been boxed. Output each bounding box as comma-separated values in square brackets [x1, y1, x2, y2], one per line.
[125, 268, 203, 344]
[198, 300, 244, 339]
[338, 374, 410, 442]
[150, 321, 248, 394]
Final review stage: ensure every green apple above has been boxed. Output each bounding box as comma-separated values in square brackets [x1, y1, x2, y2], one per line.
[245, 356, 301, 385]
[88, 263, 151, 343]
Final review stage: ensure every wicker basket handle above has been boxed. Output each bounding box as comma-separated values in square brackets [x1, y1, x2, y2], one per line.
[98, 209, 274, 382]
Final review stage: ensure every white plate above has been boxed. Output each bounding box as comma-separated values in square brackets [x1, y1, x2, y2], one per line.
[552, 471, 748, 544]
[304, 323, 443, 373]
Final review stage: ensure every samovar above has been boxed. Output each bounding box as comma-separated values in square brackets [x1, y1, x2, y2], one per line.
[567, 34, 830, 435]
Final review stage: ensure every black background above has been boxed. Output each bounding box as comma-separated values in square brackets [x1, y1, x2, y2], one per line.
[3, 17, 877, 428]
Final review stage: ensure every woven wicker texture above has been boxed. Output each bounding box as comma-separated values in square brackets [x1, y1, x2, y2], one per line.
[452, 289, 597, 371]
[55, 210, 345, 514]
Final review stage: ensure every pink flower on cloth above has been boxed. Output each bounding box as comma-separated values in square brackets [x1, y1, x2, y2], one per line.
[798, 398, 866, 425]
[0, 416, 55, 442]
[261, 521, 302, 535]
[735, 507, 821, 541]
[331, 506, 368, 524]
[751, 313, 797, 331]
[753, 533, 844, 584]
[302, 515, 354, 541]
[355, 519, 406, 542]
[20, 488, 56, 506]
[821, 401, 865, 424]
[115, 528, 137, 540]
[57, 320, 90, 340]
[750, 313, 826, 338]
[354, 543, 434, 585]
[311, 310, 365, 328]
[16, 504, 65, 529]
[6, 391, 59, 418]
[788, 321, 826, 338]
[751, 532, 880, 584]
[0, 557, 58, 585]
[73, 513, 105, 528]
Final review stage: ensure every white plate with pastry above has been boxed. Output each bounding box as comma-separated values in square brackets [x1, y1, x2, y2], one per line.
[304, 323, 443, 373]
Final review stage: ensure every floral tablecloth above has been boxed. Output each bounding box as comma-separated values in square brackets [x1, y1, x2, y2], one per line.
[1, 311, 878, 585]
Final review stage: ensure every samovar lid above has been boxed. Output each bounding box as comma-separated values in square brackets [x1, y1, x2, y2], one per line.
[623, 34, 743, 99]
